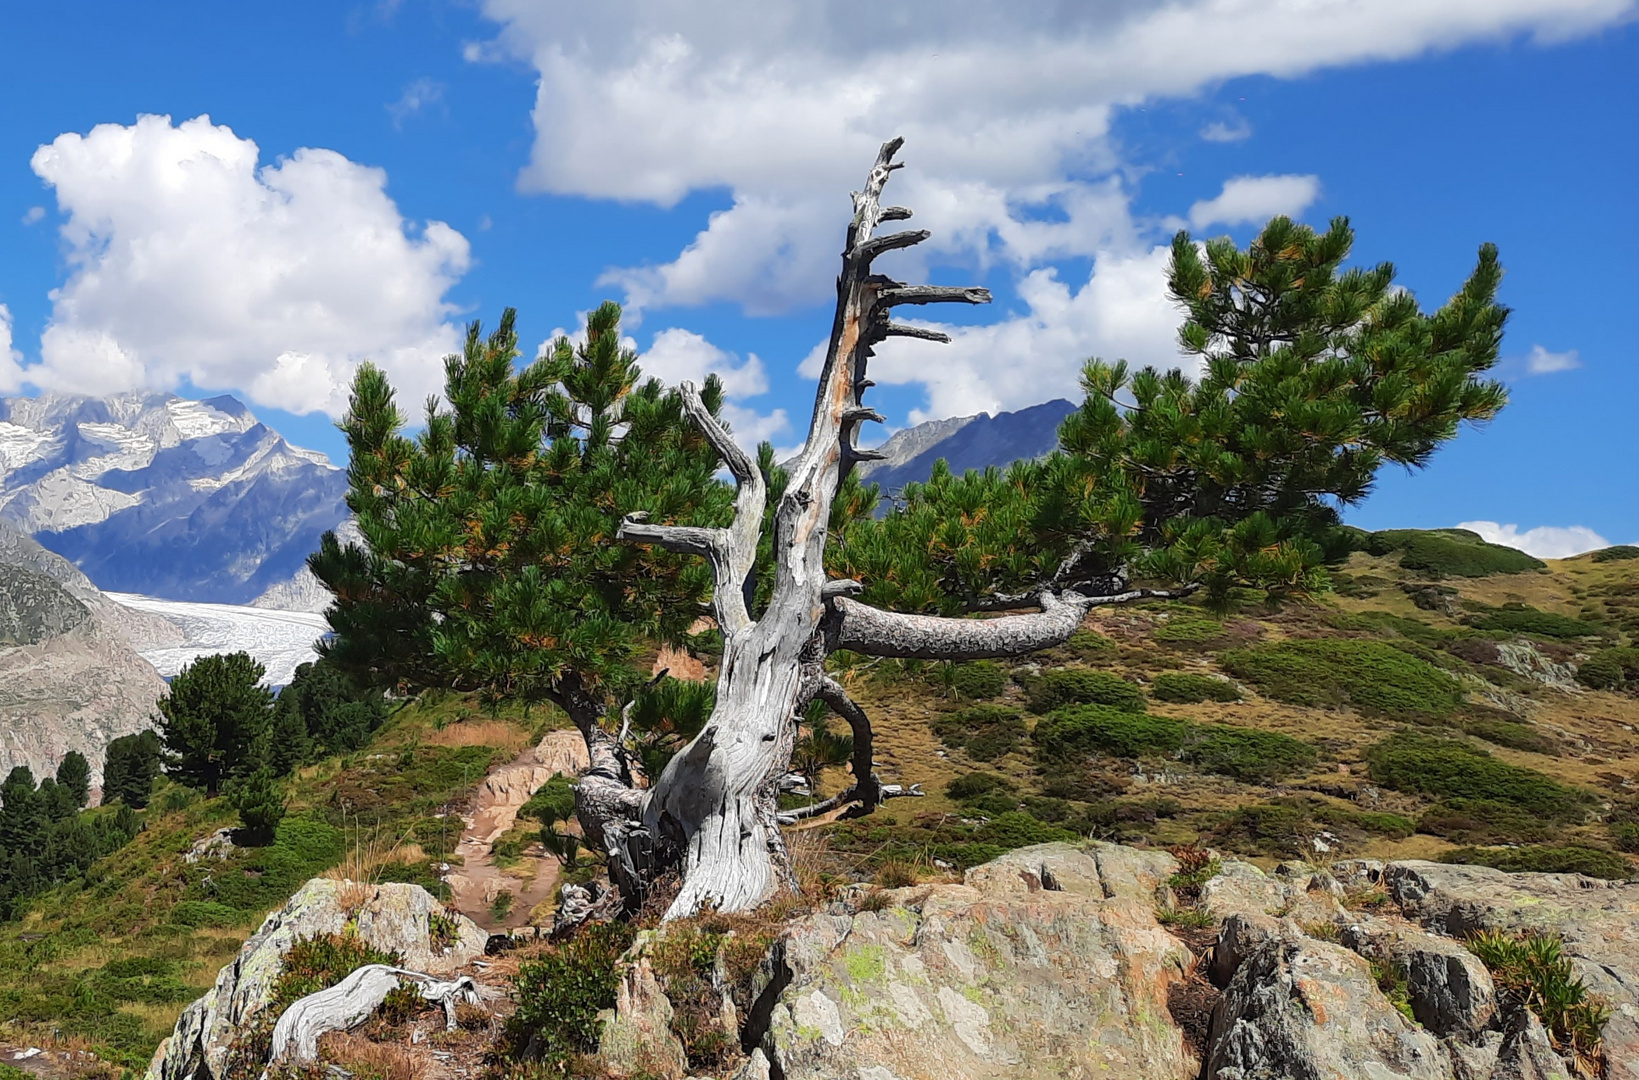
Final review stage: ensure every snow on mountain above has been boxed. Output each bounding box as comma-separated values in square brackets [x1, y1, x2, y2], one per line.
[107, 592, 329, 688]
[0, 391, 349, 605]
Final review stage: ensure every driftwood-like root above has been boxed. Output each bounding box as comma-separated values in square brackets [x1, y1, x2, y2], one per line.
[266, 965, 480, 1069]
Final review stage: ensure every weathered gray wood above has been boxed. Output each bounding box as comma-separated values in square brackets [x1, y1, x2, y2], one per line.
[266, 965, 478, 1068]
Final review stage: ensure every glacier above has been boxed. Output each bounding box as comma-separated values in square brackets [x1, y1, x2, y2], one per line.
[108, 592, 330, 687]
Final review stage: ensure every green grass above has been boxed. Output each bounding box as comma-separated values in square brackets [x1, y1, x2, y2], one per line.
[1366, 732, 1593, 823]
[1150, 672, 1242, 704]
[1466, 931, 1609, 1071]
[1024, 668, 1146, 713]
[932, 705, 1027, 762]
[0, 691, 543, 1067]
[1440, 845, 1633, 880]
[1368, 528, 1544, 578]
[1220, 639, 1464, 717]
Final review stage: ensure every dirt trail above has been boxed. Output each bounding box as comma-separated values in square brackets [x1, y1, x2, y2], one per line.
[443, 730, 588, 932]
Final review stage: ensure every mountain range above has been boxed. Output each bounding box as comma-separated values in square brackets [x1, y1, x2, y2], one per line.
[856, 398, 1076, 500]
[0, 392, 349, 605]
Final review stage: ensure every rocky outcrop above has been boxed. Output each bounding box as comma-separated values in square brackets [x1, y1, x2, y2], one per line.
[1384, 860, 1639, 1080]
[581, 844, 1635, 1080]
[742, 843, 1199, 1079]
[0, 521, 168, 786]
[1208, 935, 1452, 1079]
[144, 879, 485, 1080]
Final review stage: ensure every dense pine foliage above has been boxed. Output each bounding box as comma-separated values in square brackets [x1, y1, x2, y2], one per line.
[832, 217, 1509, 611]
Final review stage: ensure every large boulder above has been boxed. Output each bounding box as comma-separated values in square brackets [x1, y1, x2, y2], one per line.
[1383, 860, 1639, 1080]
[144, 879, 485, 1080]
[748, 843, 1200, 1080]
[1207, 936, 1452, 1080]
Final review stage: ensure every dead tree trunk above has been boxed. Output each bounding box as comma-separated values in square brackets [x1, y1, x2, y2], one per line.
[597, 139, 1188, 918]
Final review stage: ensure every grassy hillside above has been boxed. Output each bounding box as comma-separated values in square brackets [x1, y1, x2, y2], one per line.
[4, 529, 1638, 1069]
[817, 535, 1639, 880]
[0, 692, 560, 1069]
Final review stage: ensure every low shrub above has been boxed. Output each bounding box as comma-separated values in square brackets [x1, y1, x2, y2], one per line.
[1025, 669, 1146, 713]
[1576, 647, 1639, 691]
[1151, 673, 1242, 704]
[271, 933, 403, 1015]
[1212, 803, 1314, 859]
[1463, 603, 1604, 639]
[948, 660, 1009, 700]
[1066, 629, 1116, 660]
[945, 772, 1015, 801]
[1466, 930, 1609, 1071]
[1368, 529, 1544, 578]
[1367, 733, 1592, 823]
[1221, 639, 1464, 717]
[169, 900, 242, 928]
[946, 771, 1019, 816]
[1592, 545, 1639, 563]
[1152, 615, 1226, 648]
[1033, 705, 1188, 759]
[1461, 717, 1560, 756]
[932, 705, 1027, 762]
[1418, 799, 1560, 845]
[1612, 823, 1639, 854]
[1181, 724, 1318, 783]
[508, 921, 637, 1068]
[1441, 845, 1633, 880]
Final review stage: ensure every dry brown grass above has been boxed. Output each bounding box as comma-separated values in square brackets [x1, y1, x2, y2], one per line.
[324, 821, 427, 895]
[317, 1031, 424, 1080]
[421, 719, 533, 754]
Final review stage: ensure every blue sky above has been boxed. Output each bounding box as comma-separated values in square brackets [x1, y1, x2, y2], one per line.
[0, 1, 1634, 556]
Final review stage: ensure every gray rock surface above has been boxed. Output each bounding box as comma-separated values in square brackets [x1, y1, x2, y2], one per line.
[144, 879, 485, 1080]
[1208, 936, 1452, 1080]
[1383, 860, 1639, 1080]
[751, 843, 1198, 1079]
[0, 519, 168, 785]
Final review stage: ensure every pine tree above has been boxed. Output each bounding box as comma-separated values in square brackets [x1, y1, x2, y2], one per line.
[833, 215, 1508, 614]
[229, 768, 285, 846]
[103, 730, 162, 809]
[156, 652, 273, 797]
[55, 751, 90, 809]
[0, 766, 43, 853]
[310, 303, 731, 735]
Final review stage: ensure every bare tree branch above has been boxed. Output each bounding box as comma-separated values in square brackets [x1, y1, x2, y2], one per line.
[827, 586, 1197, 660]
[879, 285, 992, 308]
[615, 512, 718, 560]
[618, 382, 767, 633]
[817, 675, 880, 810]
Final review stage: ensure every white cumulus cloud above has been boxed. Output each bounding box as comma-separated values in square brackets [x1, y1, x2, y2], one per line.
[479, 0, 1624, 313]
[639, 327, 789, 447]
[476, 0, 1627, 422]
[1458, 520, 1611, 559]
[0, 305, 25, 393]
[1524, 344, 1581, 374]
[21, 114, 471, 417]
[1200, 118, 1253, 143]
[802, 245, 1187, 423]
[1188, 174, 1322, 230]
